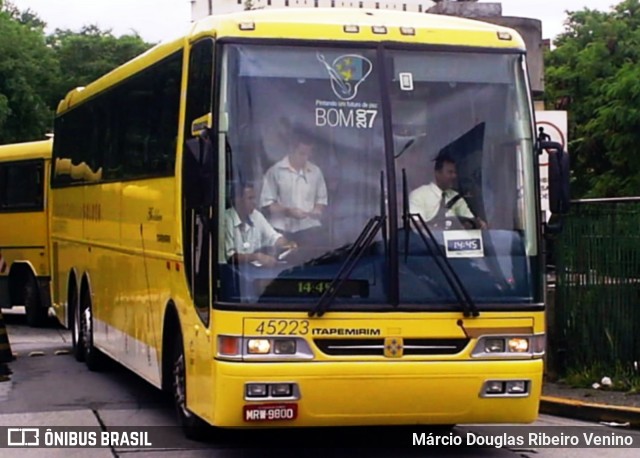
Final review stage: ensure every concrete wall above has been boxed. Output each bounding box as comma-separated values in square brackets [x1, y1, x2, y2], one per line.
[428, 0, 502, 18]
[428, 2, 544, 96]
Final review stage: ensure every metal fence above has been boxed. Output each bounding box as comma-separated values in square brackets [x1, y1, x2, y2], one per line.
[551, 198, 640, 376]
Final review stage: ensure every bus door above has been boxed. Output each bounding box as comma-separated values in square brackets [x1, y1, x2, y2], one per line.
[182, 38, 216, 414]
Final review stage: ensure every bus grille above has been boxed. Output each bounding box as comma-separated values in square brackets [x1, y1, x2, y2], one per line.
[313, 338, 469, 356]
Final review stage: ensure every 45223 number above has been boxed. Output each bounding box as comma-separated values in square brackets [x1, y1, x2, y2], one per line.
[254, 320, 309, 336]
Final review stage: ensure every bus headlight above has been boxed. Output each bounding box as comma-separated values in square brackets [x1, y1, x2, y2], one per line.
[244, 382, 300, 400]
[507, 337, 529, 353]
[484, 338, 505, 353]
[270, 383, 293, 397]
[506, 380, 528, 394]
[247, 339, 271, 354]
[471, 334, 545, 359]
[217, 335, 313, 361]
[273, 339, 296, 355]
[485, 381, 505, 394]
[246, 383, 268, 398]
[481, 380, 530, 397]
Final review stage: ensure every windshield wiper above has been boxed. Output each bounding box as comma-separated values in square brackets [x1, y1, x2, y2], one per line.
[401, 169, 479, 318]
[309, 172, 387, 318]
[308, 215, 384, 317]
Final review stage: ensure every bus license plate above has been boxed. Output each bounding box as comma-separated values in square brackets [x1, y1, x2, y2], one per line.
[243, 404, 298, 422]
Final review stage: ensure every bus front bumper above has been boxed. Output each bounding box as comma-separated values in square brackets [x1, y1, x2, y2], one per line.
[211, 359, 543, 427]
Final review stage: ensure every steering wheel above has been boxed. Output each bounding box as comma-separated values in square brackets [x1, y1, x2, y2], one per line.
[456, 216, 479, 230]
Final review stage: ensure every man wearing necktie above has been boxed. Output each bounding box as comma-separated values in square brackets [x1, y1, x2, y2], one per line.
[409, 154, 486, 230]
[225, 182, 296, 267]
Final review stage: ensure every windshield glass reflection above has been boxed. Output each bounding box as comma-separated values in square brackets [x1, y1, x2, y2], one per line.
[390, 50, 538, 304]
[217, 44, 387, 304]
[215, 44, 540, 307]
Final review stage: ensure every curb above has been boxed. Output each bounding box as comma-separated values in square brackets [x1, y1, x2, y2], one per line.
[540, 396, 640, 428]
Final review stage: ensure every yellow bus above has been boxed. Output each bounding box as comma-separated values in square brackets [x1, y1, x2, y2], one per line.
[51, 8, 568, 438]
[0, 139, 53, 327]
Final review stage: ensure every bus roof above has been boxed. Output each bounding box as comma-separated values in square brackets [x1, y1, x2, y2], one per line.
[195, 8, 525, 48]
[0, 139, 52, 162]
[57, 8, 525, 114]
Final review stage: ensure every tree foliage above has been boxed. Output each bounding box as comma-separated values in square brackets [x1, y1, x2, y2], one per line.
[545, 0, 640, 197]
[47, 25, 150, 107]
[0, 1, 57, 143]
[0, 1, 152, 143]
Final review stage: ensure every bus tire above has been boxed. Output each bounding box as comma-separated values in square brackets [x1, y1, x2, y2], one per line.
[81, 288, 104, 371]
[71, 287, 85, 362]
[24, 275, 47, 328]
[171, 331, 210, 440]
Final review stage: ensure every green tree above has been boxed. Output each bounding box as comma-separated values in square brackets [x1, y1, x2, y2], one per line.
[47, 25, 152, 108]
[0, 1, 57, 142]
[545, 0, 640, 197]
[1, 0, 45, 29]
[0, 0, 153, 142]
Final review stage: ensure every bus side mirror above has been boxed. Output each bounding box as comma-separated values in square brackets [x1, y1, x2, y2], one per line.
[540, 141, 570, 215]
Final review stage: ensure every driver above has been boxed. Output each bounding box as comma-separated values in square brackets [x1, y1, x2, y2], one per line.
[225, 182, 296, 267]
[409, 154, 486, 230]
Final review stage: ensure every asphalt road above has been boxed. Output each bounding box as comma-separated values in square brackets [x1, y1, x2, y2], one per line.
[1, 308, 638, 457]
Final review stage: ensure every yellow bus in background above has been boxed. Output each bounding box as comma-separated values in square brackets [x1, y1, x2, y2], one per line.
[0, 139, 53, 327]
[50, 8, 566, 438]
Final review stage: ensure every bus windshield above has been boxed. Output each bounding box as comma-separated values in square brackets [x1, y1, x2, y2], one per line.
[389, 49, 539, 305]
[216, 43, 538, 309]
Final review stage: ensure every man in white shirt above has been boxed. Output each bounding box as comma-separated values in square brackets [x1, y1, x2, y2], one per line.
[409, 155, 486, 230]
[225, 183, 295, 267]
[260, 130, 328, 244]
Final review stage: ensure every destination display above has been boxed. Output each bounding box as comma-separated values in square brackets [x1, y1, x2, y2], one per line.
[255, 279, 369, 298]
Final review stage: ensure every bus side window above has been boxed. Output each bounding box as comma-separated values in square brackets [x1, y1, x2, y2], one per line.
[184, 39, 215, 141]
[1, 162, 43, 210]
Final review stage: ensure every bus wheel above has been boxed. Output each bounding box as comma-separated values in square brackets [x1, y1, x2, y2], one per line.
[24, 276, 47, 328]
[172, 333, 210, 440]
[81, 289, 104, 371]
[71, 287, 85, 362]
